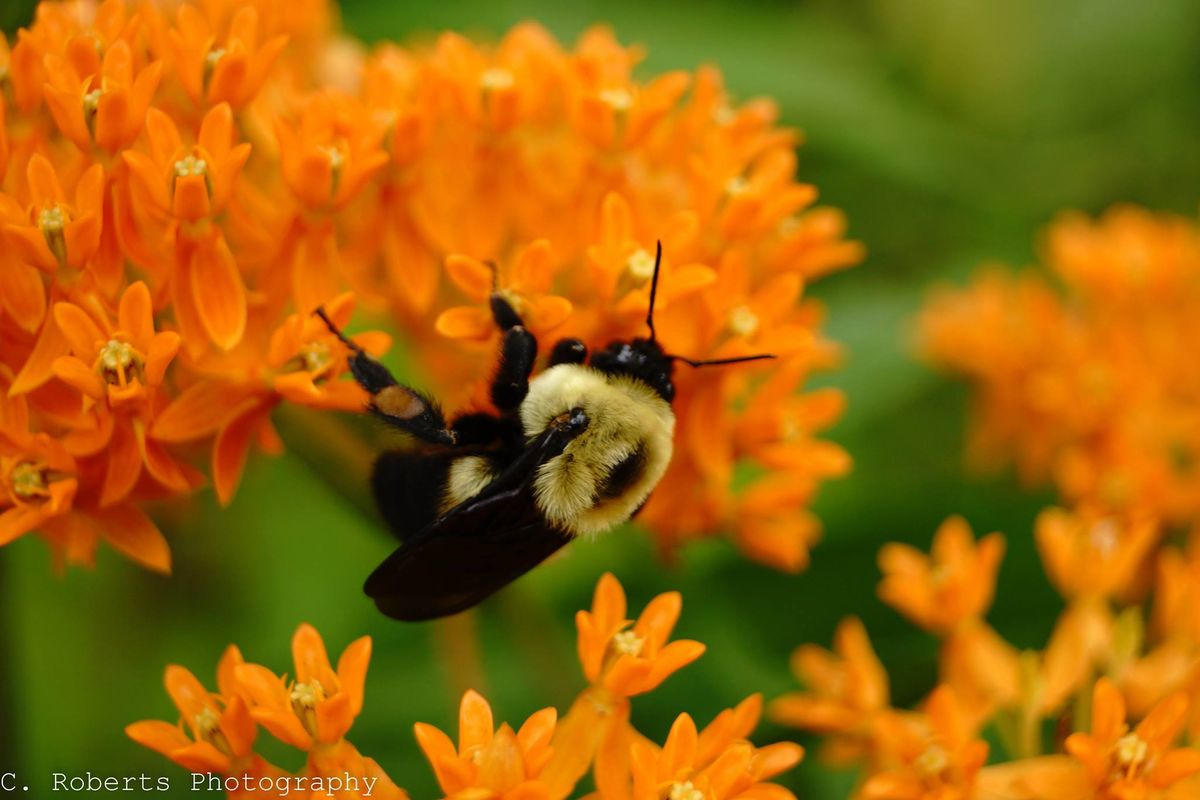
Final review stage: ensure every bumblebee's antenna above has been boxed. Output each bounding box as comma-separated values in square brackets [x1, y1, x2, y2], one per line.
[646, 240, 663, 343]
[314, 306, 363, 354]
[677, 353, 777, 368]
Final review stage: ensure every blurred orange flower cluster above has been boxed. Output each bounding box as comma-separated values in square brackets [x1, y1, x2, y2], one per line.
[2, 0, 858, 574]
[130, 572, 803, 799]
[772, 514, 1200, 800]
[918, 206, 1200, 526]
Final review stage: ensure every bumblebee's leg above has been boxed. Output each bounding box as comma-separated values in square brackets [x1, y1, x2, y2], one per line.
[489, 294, 538, 413]
[315, 308, 458, 446]
[549, 338, 587, 366]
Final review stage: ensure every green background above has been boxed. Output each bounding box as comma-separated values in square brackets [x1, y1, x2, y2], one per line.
[3, 0, 1200, 797]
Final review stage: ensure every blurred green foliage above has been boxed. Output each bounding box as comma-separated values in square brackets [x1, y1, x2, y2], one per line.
[3, 0, 1200, 797]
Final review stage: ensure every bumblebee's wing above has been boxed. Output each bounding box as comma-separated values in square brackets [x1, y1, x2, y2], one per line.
[364, 414, 586, 621]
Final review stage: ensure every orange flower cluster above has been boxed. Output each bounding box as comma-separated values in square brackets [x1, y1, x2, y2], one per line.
[918, 206, 1200, 526]
[0, 0, 389, 570]
[2, 0, 858, 574]
[130, 572, 802, 799]
[772, 514, 1200, 800]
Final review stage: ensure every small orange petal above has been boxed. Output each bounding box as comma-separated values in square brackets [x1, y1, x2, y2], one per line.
[190, 236, 247, 350]
[92, 504, 171, 573]
[436, 306, 494, 341]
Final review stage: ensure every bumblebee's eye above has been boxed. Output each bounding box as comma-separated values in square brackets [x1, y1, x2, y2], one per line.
[596, 445, 646, 500]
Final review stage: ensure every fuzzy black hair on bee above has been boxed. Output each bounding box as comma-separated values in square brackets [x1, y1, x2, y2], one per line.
[317, 242, 774, 621]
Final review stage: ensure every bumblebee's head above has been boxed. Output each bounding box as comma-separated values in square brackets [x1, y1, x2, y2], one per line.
[590, 242, 775, 403]
[589, 337, 675, 401]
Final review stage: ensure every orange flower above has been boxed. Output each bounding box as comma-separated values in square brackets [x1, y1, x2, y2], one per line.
[43, 39, 162, 153]
[168, 3, 289, 110]
[998, 681, 1200, 800]
[576, 572, 706, 699]
[877, 516, 1005, 634]
[0, 154, 104, 272]
[123, 102, 251, 225]
[234, 623, 370, 751]
[126, 646, 260, 774]
[277, 93, 389, 212]
[415, 689, 558, 800]
[0, 430, 78, 548]
[770, 617, 888, 765]
[861, 687, 989, 800]
[1036, 507, 1159, 601]
[52, 282, 179, 410]
[622, 707, 803, 800]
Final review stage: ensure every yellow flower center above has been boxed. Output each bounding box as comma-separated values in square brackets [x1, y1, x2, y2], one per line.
[480, 67, 515, 92]
[174, 155, 208, 177]
[1089, 519, 1119, 556]
[320, 144, 346, 198]
[1114, 733, 1148, 771]
[728, 305, 759, 337]
[193, 707, 233, 756]
[96, 338, 144, 387]
[290, 680, 325, 739]
[612, 630, 645, 657]
[299, 341, 335, 379]
[915, 744, 950, 777]
[599, 87, 633, 112]
[626, 248, 657, 282]
[725, 175, 749, 197]
[38, 205, 69, 267]
[83, 87, 102, 137]
[668, 781, 705, 800]
[9, 460, 50, 502]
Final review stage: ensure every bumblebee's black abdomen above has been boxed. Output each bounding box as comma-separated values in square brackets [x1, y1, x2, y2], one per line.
[371, 451, 456, 541]
[596, 445, 647, 500]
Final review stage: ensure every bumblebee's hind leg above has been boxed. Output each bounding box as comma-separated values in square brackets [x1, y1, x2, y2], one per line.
[315, 308, 458, 446]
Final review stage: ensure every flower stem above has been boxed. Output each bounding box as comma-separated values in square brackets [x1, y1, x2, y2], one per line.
[434, 611, 485, 698]
[273, 404, 376, 520]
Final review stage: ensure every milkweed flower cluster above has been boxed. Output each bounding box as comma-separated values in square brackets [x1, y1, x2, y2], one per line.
[129, 572, 804, 799]
[1, 0, 859, 575]
[0, 0, 389, 571]
[918, 206, 1200, 526]
[772, 514, 1200, 800]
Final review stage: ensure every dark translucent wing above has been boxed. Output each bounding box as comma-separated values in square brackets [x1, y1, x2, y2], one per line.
[363, 412, 587, 621]
[363, 488, 570, 620]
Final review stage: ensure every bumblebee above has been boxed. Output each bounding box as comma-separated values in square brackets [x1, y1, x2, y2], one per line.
[318, 244, 771, 621]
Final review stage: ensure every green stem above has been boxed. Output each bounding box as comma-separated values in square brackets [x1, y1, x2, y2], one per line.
[273, 404, 377, 520]
[0, 549, 23, 774]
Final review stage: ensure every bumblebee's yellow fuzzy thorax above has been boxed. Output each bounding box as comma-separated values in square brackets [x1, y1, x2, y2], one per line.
[520, 364, 675, 536]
